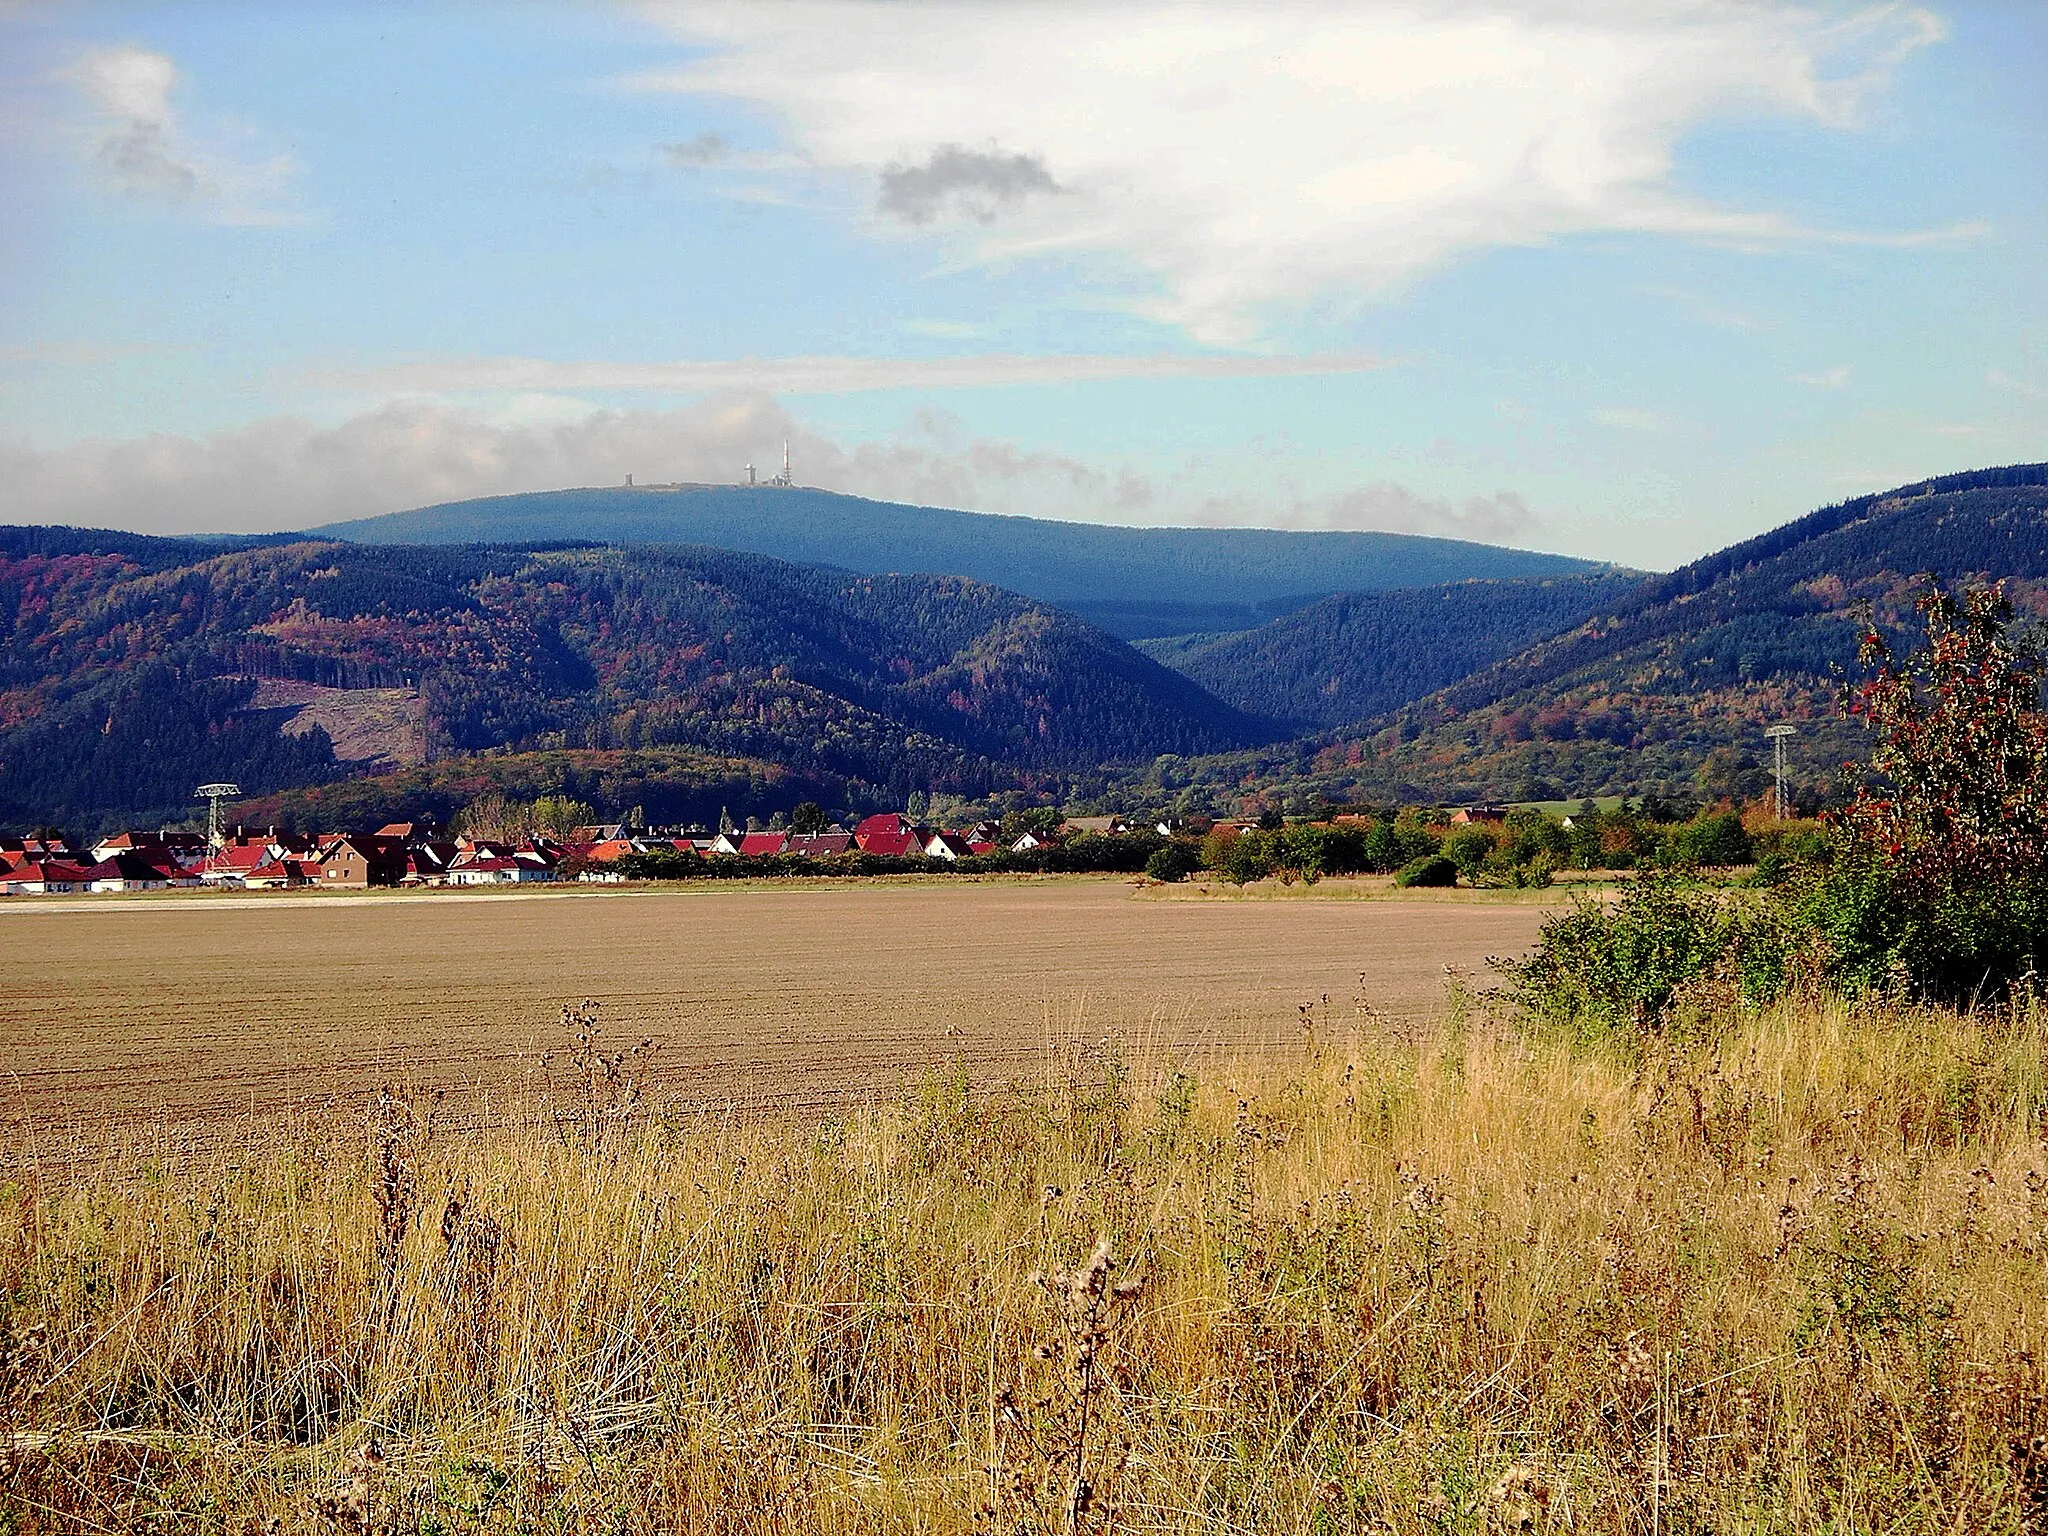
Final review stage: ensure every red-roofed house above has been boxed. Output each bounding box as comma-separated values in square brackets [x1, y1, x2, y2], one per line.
[737, 831, 790, 858]
[923, 831, 976, 861]
[786, 832, 852, 858]
[314, 836, 404, 889]
[243, 857, 319, 890]
[854, 813, 929, 853]
[0, 860, 92, 895]
[203, 842, 278, 885]
[446, 850, 557, 884]
[0, 837, 74, 862]
[83, 851, 175, 892]
[1449, 806, 1506, 825]
[397, 841, 459, 885]
[90, 829, 209, 864]
[129, 847, 205, 887]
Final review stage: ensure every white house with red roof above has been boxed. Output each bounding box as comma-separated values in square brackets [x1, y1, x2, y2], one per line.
[0, 860, 93, 895]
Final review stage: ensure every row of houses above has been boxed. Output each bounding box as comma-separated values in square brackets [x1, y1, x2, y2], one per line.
[0, 812, 1119, 896]
[0, 824, 563, 895]
[578, 814, 1016, 873]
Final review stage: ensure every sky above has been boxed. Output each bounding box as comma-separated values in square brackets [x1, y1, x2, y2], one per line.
[1, 0, 2043, 569]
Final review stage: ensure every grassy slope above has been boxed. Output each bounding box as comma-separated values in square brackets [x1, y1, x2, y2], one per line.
[8, 996, 2048, 1530]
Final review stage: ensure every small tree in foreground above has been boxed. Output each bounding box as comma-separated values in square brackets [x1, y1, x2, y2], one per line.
[1814, 582, 2048, 1001]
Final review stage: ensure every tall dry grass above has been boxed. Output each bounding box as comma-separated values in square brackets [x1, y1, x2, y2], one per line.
[7, 992, 2048, 1532]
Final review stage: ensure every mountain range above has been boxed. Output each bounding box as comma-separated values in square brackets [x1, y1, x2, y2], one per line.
[5, 462, 2045, 834]
[313, 483, 1601, 639]
[1128, 464, 2048, 813]
[0, 530, 1266, 832]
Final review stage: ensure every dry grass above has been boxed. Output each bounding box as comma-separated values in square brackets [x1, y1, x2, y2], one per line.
[8, 990, 2048, 1532]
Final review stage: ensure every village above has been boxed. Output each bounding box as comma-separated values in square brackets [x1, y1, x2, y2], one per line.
[0, 810, 1201, 896]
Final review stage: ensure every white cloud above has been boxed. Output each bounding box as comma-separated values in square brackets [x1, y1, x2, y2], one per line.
[63, 45, 299, 225]
[307, 350, 1397, 395]
[629, 1, 1955, 343]
[1794, 364, 1853, 388]
[0, 395, 1539, 547]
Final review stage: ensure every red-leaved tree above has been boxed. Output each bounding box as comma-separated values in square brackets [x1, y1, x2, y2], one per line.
[1825, 582, 2048, 998]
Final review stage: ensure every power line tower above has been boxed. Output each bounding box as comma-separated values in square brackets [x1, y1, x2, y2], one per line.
[1764, 725, 1797, 819]
[195, 782, 241, 851]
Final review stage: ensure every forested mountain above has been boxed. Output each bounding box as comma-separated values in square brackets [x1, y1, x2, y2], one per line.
[1114, 465, 2048, 813]
[0, 530, 1269, 833]
[16, 464, 2046, 834]
[1139, 573, 1643, 729]
[313, 484, 1600, 638]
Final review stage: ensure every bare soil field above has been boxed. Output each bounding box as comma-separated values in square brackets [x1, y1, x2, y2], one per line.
[0, 878, 1559, 1135]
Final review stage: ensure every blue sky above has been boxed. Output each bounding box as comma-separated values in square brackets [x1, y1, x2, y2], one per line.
[1, 1, 2042, 568]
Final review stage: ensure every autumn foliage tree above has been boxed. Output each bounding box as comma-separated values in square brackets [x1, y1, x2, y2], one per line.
[1814, 583, 2048, 1000]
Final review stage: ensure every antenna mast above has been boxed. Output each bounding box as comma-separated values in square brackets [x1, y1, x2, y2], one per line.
[1764, 725, 1797, 819]
[195, 782, 241, 851]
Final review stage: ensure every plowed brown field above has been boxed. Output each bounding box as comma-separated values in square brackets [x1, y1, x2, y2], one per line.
[0, 879, 1559, 1133]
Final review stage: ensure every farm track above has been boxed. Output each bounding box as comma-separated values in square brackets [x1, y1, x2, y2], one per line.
[0, 879, 1559, 1140]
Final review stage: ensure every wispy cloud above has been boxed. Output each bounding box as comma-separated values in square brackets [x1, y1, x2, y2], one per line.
[630, 2, 1961, 343]
[306, 351, 1399, 396]
[1794, 364, 1852, 388]
[63, 45, 301, 225]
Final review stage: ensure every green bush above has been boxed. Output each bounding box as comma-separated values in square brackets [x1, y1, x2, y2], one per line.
[1442, 825, 1496, 876]
[1496, 876, 1795, 1036]
[1218, 830, 1275, 885]
[615, 846, 696, 880]
[1144, 841, 1203, 883]
[1670, 811, 1754, 867]
[1393, 855, 1458, 888]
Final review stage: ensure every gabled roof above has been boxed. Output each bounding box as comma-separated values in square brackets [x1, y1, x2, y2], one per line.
[86, 851, 172, 882]
[6, 860, 93, 885]
[860, 831, 923, 857]
[786, 833, 852, 858]
[925, 832, 975, 858]
[737, 832, 790, 857]
[244, 857, 312, 884]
